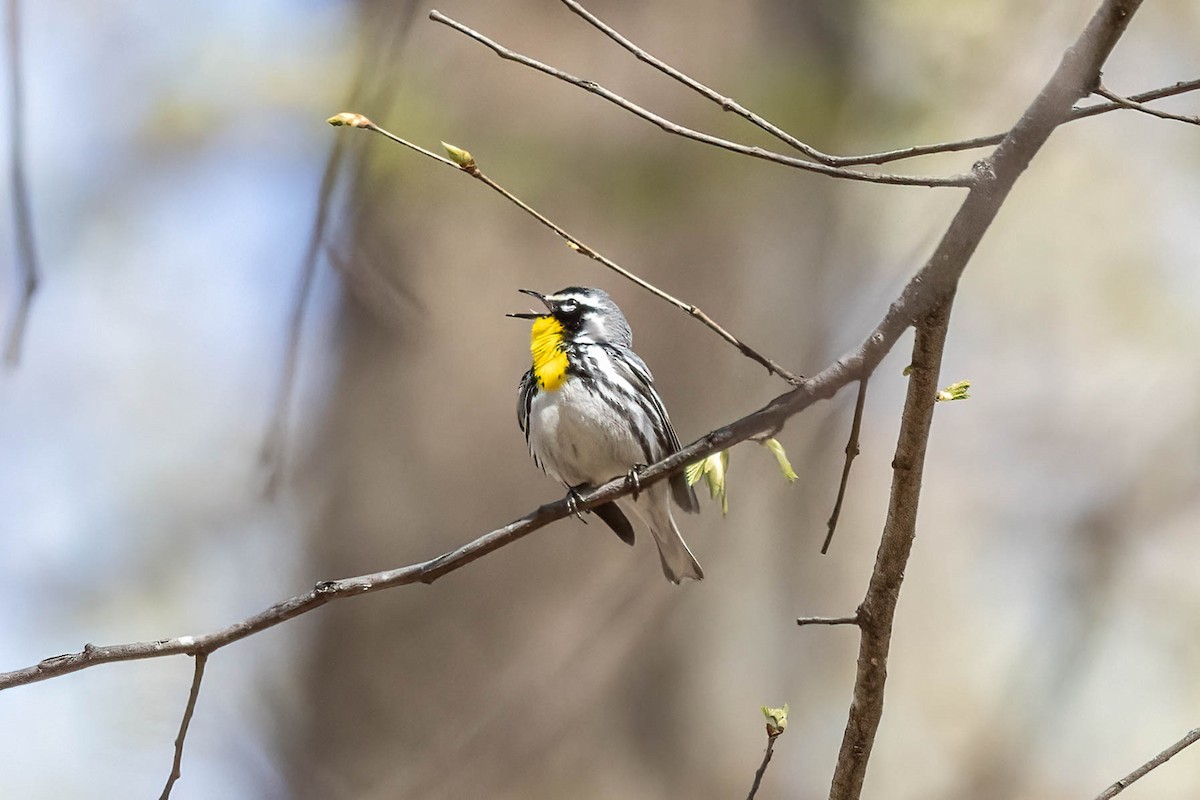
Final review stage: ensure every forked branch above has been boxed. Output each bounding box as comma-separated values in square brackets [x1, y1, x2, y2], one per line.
[829, 2, 1145, 797]
[427, 10, 975, 189]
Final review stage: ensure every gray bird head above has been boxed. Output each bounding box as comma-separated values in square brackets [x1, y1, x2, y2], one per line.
[508, 286, 633, 348]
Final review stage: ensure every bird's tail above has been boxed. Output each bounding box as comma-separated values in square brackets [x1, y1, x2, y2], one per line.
[621, 483, 704, 584]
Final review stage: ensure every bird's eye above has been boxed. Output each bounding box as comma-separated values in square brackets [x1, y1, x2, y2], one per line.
[558, 300, 580, 317]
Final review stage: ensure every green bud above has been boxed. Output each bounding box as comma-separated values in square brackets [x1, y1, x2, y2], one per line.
[761, 703, 789, 737]
[327, 112, 371, 128]
[936, 379, 971, 402]
[441, 141, 477, 169]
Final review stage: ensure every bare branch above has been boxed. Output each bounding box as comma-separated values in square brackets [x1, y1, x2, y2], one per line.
[329, 113, 803, 384]
[1095, 82, 1200, 126]
[796, 615, 861, 628]
[822, 379, 868, 554]
[426, 10, 975, 189]
[830, 298, 956, 800]
[5, 0, 39, 367]
[158, 654, 208, 800]
[559, 0, 835, 164]
[829, 2, 1145, 797]
[2, 163, 1014, 692]
[1094, 728, 1200, 800]
[745, 732, 781, 800]
[834, 77, 1200, 166]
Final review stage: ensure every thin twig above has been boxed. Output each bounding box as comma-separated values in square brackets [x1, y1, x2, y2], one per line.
[796, 615, 860, 628]
[1094, 727, 1200, 800]
[260, 138, 348, 497]
[828, 2, 1145, 797]
[158, 653, 208, 800]
[5, 0, 39, 367]
[427, 10, 975, 189]
[745, 733, 780, 800]
[559, 0, 835, 164]
[1094, 83, 1200, 126]
[834, 78, 1200, 166]
[329, 113, 803, 384]
[822, 378, 868, 554]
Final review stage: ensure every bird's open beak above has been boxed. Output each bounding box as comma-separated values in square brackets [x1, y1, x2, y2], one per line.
[506, 289, 551, 319]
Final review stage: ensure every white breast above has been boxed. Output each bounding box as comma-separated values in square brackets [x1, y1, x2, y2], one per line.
[527, 377, 647, 488]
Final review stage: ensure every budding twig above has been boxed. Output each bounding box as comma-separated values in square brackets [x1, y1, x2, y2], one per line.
[327, 112, 804, 384]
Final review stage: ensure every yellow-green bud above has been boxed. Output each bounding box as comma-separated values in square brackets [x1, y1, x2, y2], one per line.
[761, 703, 789, 737]
[441, 141, 477, 170]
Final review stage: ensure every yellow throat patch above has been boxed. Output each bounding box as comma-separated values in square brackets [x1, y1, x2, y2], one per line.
[530, 315, 569, 391]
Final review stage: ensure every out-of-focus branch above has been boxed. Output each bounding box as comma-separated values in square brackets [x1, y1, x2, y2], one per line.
[427, 10, 975, 189]
[828, 2, 1145, 797]
[822, 379, 868, 554]
[4, 0, 39, 367]
[260, 138, 348, 496]
[158, 654, 208, 800]
[328, 113, 803, 384]
[1094, 83, 1200, 126]
[1093, 727, 1200, 799]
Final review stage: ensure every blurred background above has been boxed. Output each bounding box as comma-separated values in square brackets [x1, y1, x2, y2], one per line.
[2, 0, 1199, 797]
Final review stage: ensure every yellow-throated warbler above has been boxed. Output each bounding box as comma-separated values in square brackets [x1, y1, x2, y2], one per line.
[510, 287, 703, 583]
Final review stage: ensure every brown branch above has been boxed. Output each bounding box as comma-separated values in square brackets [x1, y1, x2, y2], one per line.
[504, 3, 1200, 173]
[426, 10, 975, 189]
[822, 378, 868, 554]
[559, 0, 835, 164]
[0, 160, 1017, 692]
[329, 113, 803, 385]
[1094, 727, 1200, 800]
[830, 297, 956, 800]
[5, 0, 39, 367]
[745, 732, 781, 800]
[1095, 82, 1200, 126]
[828, 2, 1145, 798]
[796, 615, 861, 628]
[159, 653, 208, 800]
[834, 77, 1200, 166]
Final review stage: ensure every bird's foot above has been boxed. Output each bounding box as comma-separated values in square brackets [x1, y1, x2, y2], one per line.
[625, 464, 647, 501]
[565, 485, 590, 523]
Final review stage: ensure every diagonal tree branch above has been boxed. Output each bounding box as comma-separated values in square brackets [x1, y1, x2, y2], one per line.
[328, 113, 803, 384]
[5, 0, 39, 367]
[6, 0, 1149, 688]
[1094, 82, 1200, 126]
[158, 654, 208, 800]
[559, 0, 835, 164]
[822, 378, 868, 554]
[745, 731, 782, 800]
[0, 156, 1021, 692]
[828, 77, 1200, 166]
[509, 2, 1200, 172]
[427, 10, 975, 189]
[827, 2, 1145, 798]
[1093, 727, 1200, 800]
